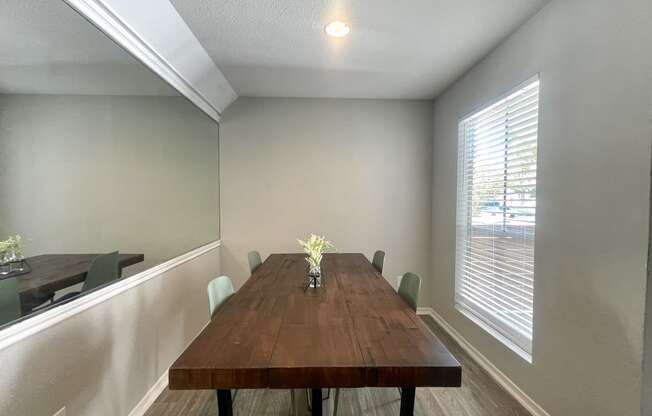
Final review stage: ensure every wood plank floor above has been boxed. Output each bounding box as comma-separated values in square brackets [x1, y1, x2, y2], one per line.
[146, 315, 531, 416]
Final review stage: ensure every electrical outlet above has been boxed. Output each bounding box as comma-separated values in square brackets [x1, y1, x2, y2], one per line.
[53, 407, 66, 416]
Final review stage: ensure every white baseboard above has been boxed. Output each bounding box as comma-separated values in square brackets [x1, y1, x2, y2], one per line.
[417, 307, 550, 416]
[128, 370, 169, 416]
[128, 317, 212, 416]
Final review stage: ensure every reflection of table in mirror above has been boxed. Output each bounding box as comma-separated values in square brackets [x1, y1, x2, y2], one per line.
[16, 254, 144, 313]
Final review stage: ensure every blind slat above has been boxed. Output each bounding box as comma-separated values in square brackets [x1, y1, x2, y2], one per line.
[468, 131, 537, 155]
[470, 135, 537, 159]
[457, 288, 533, 333]
[460, 262, 534, 299]
[468, 87, 539, 129]
[471, 152, 537, 170]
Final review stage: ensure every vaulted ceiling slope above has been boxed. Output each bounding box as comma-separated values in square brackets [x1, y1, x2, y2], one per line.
[170, 0, 549, 99]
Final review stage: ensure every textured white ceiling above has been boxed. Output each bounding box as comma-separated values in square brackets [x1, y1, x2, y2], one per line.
[0, 0, 176, 95]
[170, 0, 549, 99]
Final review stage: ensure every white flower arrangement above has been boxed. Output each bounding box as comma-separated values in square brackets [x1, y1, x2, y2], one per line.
[297, 234, 336, 275]
[0, 235, 24, 263]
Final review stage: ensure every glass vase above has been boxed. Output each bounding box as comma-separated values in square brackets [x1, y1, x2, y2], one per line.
[307, 265, 321, 288]
[0, 253, 9, 275]
[10, 256, 25, 272]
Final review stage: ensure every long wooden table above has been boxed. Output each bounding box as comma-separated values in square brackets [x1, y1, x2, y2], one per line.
[169, 253, 461, 415]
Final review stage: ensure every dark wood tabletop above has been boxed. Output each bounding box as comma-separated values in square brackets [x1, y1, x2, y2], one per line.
[169, 253, 461, 415]
[16, 253, 144, 298]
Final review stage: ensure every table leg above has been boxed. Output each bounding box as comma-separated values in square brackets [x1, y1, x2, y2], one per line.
[399, 387, 415, 416]
[311, 388, 322, 416]
[216, 389, 233, 416]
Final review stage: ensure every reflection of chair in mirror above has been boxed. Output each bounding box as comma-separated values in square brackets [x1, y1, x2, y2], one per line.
[55, 251, 120, 303]
[0, 277, 22, 326]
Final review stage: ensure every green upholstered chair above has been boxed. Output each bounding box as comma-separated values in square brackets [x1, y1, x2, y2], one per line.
[248, 250, 262, 274]
[205, 276, 296, 412]
[398, 272, 421, 312]
[0, 277, 22, 327]
[207, 275, 235, 319]
[395, 272, 423, 398]
[207, 276, 239, 405]
[56, 251, 120, 303]
[372, 250, 385, 274]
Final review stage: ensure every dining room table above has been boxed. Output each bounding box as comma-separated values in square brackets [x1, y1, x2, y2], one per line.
[169, 253, 462, 415]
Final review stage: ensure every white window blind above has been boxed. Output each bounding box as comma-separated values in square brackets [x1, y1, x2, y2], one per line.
[455, 77, 539, 358]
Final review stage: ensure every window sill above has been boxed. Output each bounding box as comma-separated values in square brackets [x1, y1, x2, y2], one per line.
[456, 304, 533, 364]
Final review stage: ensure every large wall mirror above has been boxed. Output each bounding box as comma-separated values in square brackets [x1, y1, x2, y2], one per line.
[0, 0, 220, 329]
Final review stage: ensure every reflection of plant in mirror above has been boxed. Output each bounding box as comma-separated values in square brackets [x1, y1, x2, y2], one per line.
[0, 235, 24, 263]
[297, 234, 336, 275]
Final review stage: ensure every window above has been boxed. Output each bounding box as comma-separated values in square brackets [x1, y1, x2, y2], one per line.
[455, 77, 539, 359]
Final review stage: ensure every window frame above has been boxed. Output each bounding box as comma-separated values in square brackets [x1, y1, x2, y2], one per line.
[454, 75, 540, 363]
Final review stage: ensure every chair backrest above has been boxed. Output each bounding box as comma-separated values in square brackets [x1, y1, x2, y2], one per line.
[398, 272, 421, 312]
[0, 277, 22, 326]
[248, 250, 262, 274]
[207, 275, 235, 318]
[82, 251, 120, 292]
[372, 250, 385, 274]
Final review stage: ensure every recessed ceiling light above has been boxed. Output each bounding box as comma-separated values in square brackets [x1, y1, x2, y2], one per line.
[325, 21, 351, 38]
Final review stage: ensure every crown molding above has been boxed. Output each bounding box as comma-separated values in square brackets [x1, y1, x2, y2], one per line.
[63, 0, 238, 122]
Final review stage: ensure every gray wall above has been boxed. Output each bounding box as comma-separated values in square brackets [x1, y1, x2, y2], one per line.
[220, 98, 434, 299]
[0, 94, 220, 275]
[431, 0, 652, 415]
[645, 187, 652, 416]
[0, 245, 220, 416]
